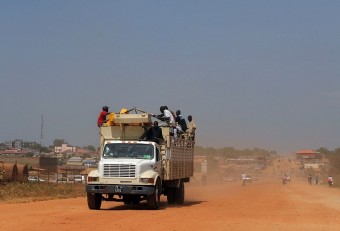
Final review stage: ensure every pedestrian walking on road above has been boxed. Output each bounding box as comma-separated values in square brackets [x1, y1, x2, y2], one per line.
[315, 175, 319, 185]
[308, 174, 312, 186]
[201, 173, 207, 186]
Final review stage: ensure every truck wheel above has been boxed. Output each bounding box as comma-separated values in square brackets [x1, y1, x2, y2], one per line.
[123, 195, 132, 205]
[166, 188, 176, 205]
[131, 196, 140, 205]
[147, 180, 161, 210]
[175, 181, 184, 204]
[87, 193, 102, 210]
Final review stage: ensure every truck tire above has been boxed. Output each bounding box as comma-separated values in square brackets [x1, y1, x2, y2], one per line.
[166, 187, 176, 205]
[123, 195, 132, 205]
[87, 193, 102, 210]
[147, 180, 161, 210]
[175, 180, 184, 204]
[131, 196, 141, 205]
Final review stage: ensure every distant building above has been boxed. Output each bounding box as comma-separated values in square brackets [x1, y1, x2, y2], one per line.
[304, 163, 321, 170]
[4, 139, 36, 149]
[296, 150, 321, 159]
[0, 149, 31, 156]
[83, 158, 97, 167]
[66, 157, 83, 166]
[54, 144, 76, 153]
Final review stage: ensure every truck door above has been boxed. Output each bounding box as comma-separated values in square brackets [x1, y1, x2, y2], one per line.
[154, 147, 162, 175]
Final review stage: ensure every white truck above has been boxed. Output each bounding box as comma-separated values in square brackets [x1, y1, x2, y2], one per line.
[86, 108, 195, 210]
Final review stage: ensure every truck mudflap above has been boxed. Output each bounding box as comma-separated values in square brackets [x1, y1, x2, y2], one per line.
[86, 184, 155, 195]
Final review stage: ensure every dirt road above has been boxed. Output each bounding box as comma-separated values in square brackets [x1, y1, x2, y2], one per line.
[1, 177, 340, 231]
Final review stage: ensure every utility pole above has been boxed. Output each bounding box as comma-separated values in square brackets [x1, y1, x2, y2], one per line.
[40, 114, 44, 153]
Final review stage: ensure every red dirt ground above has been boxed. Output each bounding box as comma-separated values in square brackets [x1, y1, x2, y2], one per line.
[1, 177, 340, 231]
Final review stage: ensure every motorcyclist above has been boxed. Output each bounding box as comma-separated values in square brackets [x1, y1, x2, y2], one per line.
[282, 174, 287, 184]
[327, 176, 334, 187]
[241, 172, 247, 186]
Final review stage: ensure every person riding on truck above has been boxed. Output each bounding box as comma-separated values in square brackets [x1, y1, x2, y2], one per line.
[187, 115, 196, 141]
[155, 106, 175, 126]
[175, 110, 188, 132]
[97, 106, 109, 127]
[142, 121, 164, 144]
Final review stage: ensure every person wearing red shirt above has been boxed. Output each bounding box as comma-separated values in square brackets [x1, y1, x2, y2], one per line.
[97, 106, 109, 127]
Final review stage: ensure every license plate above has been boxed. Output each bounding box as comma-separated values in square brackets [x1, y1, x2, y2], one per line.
[114, 186, 122, 193]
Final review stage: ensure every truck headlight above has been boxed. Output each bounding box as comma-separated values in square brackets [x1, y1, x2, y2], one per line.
[87, 177, 99, 182]
[139, 178, 154, 184]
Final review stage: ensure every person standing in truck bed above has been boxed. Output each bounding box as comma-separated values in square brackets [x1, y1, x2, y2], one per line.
[175, 110, 188, 132]
[97, 106, 109, 127]
[155, 106, 175, 126]
[187, 115, 196, 140]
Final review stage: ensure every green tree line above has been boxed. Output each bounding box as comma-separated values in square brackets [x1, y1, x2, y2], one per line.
[317, 147, 340, 174]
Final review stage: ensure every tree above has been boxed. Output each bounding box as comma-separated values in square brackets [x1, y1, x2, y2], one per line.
[317, 147, 330, 155]
[31, 143, 42, 151]
[0, 143, 7, 151]
[83, 145, 96, 152]
[40, 146, 50, 153]
[53, 139, 67, 147]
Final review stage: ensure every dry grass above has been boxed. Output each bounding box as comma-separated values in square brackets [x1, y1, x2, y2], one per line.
[0, 182, 86, 203]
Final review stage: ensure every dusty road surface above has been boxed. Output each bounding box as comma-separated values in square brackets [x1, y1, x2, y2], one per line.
[1, 177, 340, 231]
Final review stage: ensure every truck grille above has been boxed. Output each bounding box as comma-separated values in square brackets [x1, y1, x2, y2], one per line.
[103, 164, 136, 178]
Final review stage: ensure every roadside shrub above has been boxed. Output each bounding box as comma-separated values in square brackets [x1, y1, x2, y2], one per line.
[0, 182, 86, 202]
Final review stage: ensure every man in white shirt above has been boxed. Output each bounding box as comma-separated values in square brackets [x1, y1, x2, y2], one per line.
[241, 172, 247, 186]
[156, 106, 175, 126]
[163, 106, 175, 125]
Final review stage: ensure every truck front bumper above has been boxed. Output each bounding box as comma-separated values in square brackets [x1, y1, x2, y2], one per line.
[86, 184, 155, 196]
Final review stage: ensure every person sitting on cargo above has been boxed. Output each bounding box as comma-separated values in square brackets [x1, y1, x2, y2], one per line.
[97, 106, 109, 127]
[144, 121, 164, 144]
[175, 110, 188, 132]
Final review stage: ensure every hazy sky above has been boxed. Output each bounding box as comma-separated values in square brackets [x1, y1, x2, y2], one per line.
[1, 1, 339, 154]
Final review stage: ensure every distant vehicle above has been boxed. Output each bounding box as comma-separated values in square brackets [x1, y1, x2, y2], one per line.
[28, 176, 45, 182]
[245, 175, 252, 183]
[74, 175, 85, 183]
[283, 172, 291, 182]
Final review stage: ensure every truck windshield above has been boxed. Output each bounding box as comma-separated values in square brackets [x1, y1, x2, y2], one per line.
[103, 143, 154, 160]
